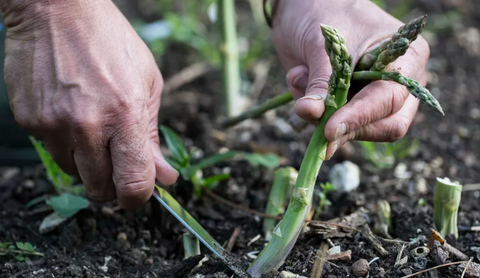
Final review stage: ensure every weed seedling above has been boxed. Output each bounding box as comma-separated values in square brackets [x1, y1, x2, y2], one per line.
[0, 242, 43, 261]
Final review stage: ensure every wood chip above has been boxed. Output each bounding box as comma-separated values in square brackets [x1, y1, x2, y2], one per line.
[360, 224, 389, 256]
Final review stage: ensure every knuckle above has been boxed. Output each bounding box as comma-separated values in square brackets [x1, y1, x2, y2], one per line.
[70, 112, 100, 136]
[386, 117, 409, 142]
[115, 174, 152, 199]
[306, 73, 331, 91]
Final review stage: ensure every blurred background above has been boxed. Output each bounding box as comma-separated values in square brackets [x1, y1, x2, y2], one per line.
[0, 0, 479, 185]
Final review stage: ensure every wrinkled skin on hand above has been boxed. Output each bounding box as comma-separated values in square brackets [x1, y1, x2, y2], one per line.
[272, 0, 430, 159]
[1, 0, 178, 208]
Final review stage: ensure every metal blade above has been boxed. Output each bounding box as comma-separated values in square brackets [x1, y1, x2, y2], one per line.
[153, 185, 250, 278]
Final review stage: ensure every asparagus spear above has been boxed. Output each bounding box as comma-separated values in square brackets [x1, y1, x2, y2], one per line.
[353, 71, 444, 115]
[434, 177, 462, 238]
[371, 37, 409, 71]
[263, 167, 298, 241]
[247, 24, 353, 278]
[356, 15, 428, 71]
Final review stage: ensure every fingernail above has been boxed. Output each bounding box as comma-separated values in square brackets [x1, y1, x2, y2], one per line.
[335, 123, 347, 140]
[298, 94, 323, 101]
[326, 141, 339, 161]
[292, 73, 308, 91]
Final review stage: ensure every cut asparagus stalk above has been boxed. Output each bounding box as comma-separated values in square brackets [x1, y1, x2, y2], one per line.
[247, 24, 353, 278]
[374, 200, 392, 239]
[353, 71, 444, 115]
[434, 177, 462, 238]
[220, 92, 294, 128]
[263, 167, 298, 241]
[183, 232, 201, 259]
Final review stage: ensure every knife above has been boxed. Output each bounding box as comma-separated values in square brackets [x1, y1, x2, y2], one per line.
[153, 185, 250, 278]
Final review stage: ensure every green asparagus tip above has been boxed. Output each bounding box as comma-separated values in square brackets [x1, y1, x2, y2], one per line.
[393, 14, 428, 43]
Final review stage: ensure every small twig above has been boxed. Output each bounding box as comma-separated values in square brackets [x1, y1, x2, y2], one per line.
[310, 242, 329, 278]
[226, 227, 241, 253]
[163, 62, 212, 94]
[461, 257, 474, 278]
[204, 188, 358, 232]
[462, 183, 480, 192]
[401, 260, 469, 278]
[360, 224, 389, 256]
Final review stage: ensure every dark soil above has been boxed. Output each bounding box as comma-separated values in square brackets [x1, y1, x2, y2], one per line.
[1, 0, 480, 277]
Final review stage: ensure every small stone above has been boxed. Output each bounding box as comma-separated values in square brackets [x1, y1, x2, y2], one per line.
[401, 268, 413, 275]
[457, 126, 470, 138]
[430, 157, 443, 169]
[352, 259, 370, 277]
[117, 232, 127, 242]
[144, 257, 154, 265]
[394, 163, 412, 179]
[279, 271, 307, 278]
[329, 161, 360, 192]
[0, 167, 20, 185]
[469, 108, 480, 119]
[140, 230, 151, 243]
[415, 177, 428, 194]
[22, 179, 35, 189]
[101, 206, 115, 217]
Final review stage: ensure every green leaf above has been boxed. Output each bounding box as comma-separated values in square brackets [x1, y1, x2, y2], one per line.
[202, 174, 231, 189]
[29, 137, 75, 193]
[15, 242, 35, 252]
[159, 126, 191, 167]
[242, 153, 280, 169]
[46, 194, 90, 218]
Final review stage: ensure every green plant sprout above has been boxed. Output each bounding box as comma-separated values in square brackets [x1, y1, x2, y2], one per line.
[247, 24, 354, 277]
[183, 232, 201, 259]
[0, 242, 44, 262]
[359, 138, 419, 169]
[434, 177, 462, 238]
[160, 125, 279, 197]
[263, 167, 298, 241]
[29, 138, 90, 233]
[374, 200, 392, 239]
[314, 182, 335, 220]
[30, 137, 82, 194]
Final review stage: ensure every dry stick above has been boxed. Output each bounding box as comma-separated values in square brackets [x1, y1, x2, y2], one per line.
[204, 188, 359, 232]
[310, 242, 329, 278]
[226, 227, 242, 253]
[401, 260, 469, 278]
[461, 257, 474, 278]
[163, 62, 211, 94]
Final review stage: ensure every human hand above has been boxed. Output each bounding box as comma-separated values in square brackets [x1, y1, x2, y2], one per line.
[1, 0, 178, 208]
[271, 0, 430, 159]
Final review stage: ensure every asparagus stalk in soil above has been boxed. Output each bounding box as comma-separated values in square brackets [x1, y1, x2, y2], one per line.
[218, 0, 242, 117]
[434, 177, 462, 238]
[263, 167, 298, 241]
[247, 24, 353, 277]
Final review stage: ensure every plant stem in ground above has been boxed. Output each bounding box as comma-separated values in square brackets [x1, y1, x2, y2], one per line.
[263, 167, 298, 241]
[434, 177, 462, 238]
[218, 0, 242, 117]
[183, 232, 201, 259]
[220, 92, 294, 128]
[247, 24, 353, 278]
[353, 71, 444, 115]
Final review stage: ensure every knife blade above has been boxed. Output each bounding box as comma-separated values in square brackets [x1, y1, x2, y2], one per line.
[153, 185, 250, 278]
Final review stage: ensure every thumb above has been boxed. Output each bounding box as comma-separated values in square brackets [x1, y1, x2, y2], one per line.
[151, 135, 179, 186]
[291, 50, 333, 122]
[110, 114, 156, 209]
